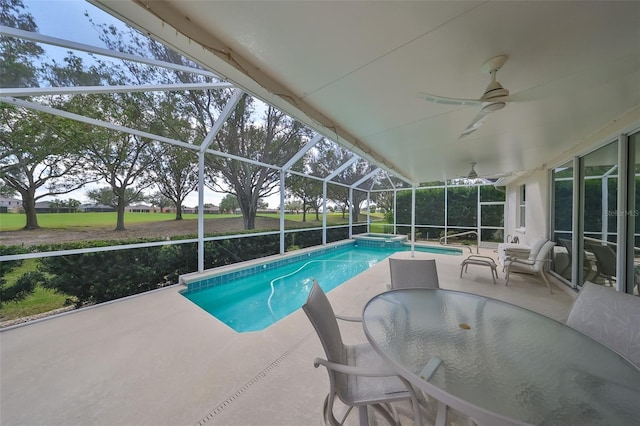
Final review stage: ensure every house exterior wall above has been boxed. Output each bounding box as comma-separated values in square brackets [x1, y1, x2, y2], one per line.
[503, 108, 640, 247]
[505, 169, 549, 247]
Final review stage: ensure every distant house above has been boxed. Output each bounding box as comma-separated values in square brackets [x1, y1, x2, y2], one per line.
[0, 197, 23, 213]
[182, 205, 219, 214]
[34, 201, 77, 214]
[79, 203, 116, 213]
[127, 204, 156, 213]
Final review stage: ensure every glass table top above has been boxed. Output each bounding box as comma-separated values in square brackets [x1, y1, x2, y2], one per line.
[362, 288, 640, 425]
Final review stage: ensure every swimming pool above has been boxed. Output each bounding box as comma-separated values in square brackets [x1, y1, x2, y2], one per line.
[181, 242, 461, 332]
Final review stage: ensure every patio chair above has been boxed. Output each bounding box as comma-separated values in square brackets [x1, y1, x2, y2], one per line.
[388, 258, 439, 290]
[302, 280, 422, 426]
[587, 243, 616, 286]
[566, 281, 640, 368]
[505, 240, 556, 293]
[498, 237, 547, 270]
[558, 238, 599, 281]
[557, 238, 573, 277]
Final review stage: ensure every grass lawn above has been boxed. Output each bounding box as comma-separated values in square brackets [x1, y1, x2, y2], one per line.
[0, 212, 242, 231]
[0, 259, 70, 322]
[0, 211, 386, 231]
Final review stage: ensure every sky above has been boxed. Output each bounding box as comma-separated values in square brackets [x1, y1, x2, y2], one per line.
[20, 0, 277, 208]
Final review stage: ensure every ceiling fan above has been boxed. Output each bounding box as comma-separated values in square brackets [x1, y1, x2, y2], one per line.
[419, 55, 514, 138]
[456, 162, 513, 183]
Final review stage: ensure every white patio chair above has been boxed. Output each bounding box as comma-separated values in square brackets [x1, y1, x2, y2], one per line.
[505, 240, 556, 292]
[303, 280, 423, 426]
[388, 258, 439, 290]
[566, 281, 640, 368]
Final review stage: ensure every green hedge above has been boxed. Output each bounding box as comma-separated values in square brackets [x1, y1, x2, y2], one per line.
[1, 228, 357, 308]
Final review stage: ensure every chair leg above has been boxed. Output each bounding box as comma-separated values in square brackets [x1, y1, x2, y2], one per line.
[358, 405, 369, 426]
[324, 393, 351, 426]
[435, 400, 448, 426]
[505, 266, 511, 286]
[539, 271, 553, 293]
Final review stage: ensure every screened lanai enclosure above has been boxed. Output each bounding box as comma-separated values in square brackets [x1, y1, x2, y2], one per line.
[1, 0, 640, 307]
[0, 2, 507, 309]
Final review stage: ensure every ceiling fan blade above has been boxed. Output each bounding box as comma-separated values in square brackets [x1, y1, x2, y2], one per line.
[418, 92, 483, 107]
[459, 109, 491, 138]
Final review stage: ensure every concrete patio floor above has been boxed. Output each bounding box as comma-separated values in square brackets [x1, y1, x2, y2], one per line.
[0, 247, 575, 426]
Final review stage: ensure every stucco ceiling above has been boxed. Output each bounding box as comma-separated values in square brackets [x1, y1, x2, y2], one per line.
[91, 0, 640, 184]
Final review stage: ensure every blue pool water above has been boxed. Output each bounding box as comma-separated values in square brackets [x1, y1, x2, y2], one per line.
[182, 244, 460, 332]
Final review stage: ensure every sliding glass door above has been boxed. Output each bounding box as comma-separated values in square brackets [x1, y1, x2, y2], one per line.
[580, 141, 619, 289]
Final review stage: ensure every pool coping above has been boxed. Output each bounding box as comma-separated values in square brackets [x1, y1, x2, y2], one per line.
[179, 239, 463, 295]
[178, 239, 354, 293]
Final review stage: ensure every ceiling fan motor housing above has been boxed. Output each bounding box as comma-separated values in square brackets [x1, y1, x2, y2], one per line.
[482, 101, 506, 113]
[481, 80, 509, 101]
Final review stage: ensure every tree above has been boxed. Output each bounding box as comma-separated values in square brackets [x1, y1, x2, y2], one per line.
[147, 191, 172, 213]
[311, 141, 377, 222]
[0, 181, 17, 197]
[77, 97, 158, 231]
[204, 96, 310, 229]
[86, 186, 146, 209]
[47, 198, 81, 213]
[147, 144, 198, 220]
[0, 105, 95, 229]
[0, 0, 43, 88]
[86, 19, 312, 230]
[257, 199, 269, 210]
[0, 2, 96, 229]
[285, 199, 303, 214]
[219, 194, 239, 214]
[286, 156, 323, 222]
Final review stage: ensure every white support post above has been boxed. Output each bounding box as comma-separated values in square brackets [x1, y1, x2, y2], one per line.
[411, 186, 416, 256]
[349, 187, 354, 238]
[477, 185, 481, 253]
[444, 181, 449, 245]
[366, 192, 371, 233]
[322, 181, 328, 245]
[393, 189, 397, 234]
[280, 171, 286, 254]
[198, 151, 205, 273]
[602, 176, 609, 242]
[617, 134, 629, 293]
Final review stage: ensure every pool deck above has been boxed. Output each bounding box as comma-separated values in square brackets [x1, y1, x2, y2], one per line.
[0, 248, 575, 426]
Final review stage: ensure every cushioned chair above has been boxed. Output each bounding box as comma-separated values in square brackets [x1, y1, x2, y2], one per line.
[566, 281, 640, 368]
[388, 258, 439, 290]
[498, 237, 548, 270]
[303, 281, 422, 426]
[505, 240, 556, 292]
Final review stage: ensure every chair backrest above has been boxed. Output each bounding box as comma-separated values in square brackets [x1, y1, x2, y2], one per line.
[567, 281, 640, 368]
[389, 258, 439, 289]
[588, 244, 616, 277]
[529, 240, 556, 272]
[302, 280, 345, 365]
[527, 237, 549, 261]
[558, 238, 572, 258]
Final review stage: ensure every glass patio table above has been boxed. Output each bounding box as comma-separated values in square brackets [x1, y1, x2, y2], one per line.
[362, 288, 640, 426]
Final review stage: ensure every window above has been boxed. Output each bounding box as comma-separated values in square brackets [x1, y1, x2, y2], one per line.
[518, 185, 526, 228]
